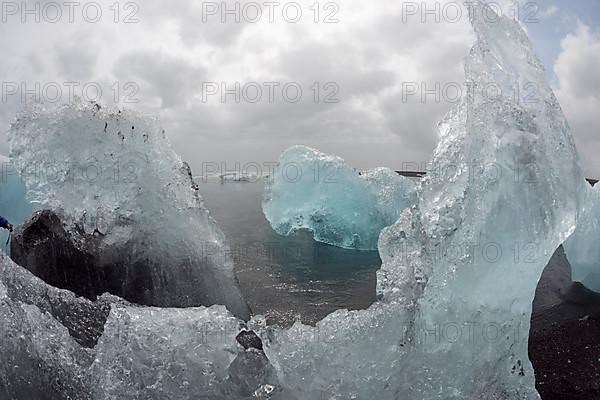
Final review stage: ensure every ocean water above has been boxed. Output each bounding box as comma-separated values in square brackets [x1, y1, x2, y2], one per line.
[199, 180, 379, 327]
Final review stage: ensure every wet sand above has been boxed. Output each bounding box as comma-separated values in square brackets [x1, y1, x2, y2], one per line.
[531, 248, 600, 400]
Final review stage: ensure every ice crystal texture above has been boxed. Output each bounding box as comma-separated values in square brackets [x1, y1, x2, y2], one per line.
[260, 4, 584, 399]
[0, 2, 587, 399]
[0, 154, 31, 251]
[7, 101, 249, 318]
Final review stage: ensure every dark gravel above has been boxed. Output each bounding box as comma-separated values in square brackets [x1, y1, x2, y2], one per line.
[531, 268, 600, 400]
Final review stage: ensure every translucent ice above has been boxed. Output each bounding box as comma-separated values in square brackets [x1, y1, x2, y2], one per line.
[259, 3, 584, 399]
[89, 304, 241, 400]
[0, 2, 588, 398]
[0, 154, 32, 251]
[0, 252, 94, 399]
[564, 184, 600, 292]
[262, 145, 417, 250]
[7, 100, 249, 319]
[0, 252, 262, 400]
[219, 171, 260, 183]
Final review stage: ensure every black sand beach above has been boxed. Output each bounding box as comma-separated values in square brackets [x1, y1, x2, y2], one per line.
[531, 248, 600, 400]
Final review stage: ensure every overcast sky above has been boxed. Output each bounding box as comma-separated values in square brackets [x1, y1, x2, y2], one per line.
[1, 0, 599, 177]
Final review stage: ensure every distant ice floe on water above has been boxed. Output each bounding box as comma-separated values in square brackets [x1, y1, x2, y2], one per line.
[195, 171, 263, 183]
[262, 145, 417, 250]
[0, 1, 593, 399]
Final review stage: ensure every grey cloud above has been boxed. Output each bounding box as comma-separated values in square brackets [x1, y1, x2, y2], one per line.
[555, 26, 600, 99]
[137, 0, 248, 48]
[554, 24, 600, 176]
[276, 41, 397, 96]
[114, 52, 207, 109]
[0, 0, 596, 180]
[54, 40, 98, 80]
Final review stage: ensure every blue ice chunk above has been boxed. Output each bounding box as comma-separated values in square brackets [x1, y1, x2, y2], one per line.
[262, 145, 417, 250]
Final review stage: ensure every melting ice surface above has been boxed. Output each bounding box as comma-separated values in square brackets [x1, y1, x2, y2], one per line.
[263, 145, 417, 250]
[0, 251, 259, 400]
[7, 101, 249, 318]
[0, 2, 588, 399]
[258, 4, 584, 399]
[564, 184, 600, 292]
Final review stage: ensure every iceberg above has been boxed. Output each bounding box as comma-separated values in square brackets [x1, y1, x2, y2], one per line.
[258, 3, 584, 399]
[7, 100, 250, 319]
[263, 145, 417, 250]
[564, 184, 600, 292]
[220, 171, 260, 183]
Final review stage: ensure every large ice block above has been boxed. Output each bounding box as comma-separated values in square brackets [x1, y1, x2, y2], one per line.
[88, 304, 241, 400]
[0, 252, 265, 400]
[259, 3, 585, 399]
[7, 101, 249, 319]
[263, 145, 417, 250]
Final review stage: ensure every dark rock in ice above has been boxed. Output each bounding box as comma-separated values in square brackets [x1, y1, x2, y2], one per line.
[227, 346, 279, 398]
[236, 329, 264, 351]
[11, 209, 151, 305]
[0, 249, 124, 348]
[7, 100, 250, 320]
[229, 329, 276, 397]
[0, 253, 97, 399]
[10, 209, 250, 319]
